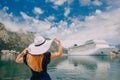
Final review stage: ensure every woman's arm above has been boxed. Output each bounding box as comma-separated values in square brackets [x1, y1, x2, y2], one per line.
[15, 48, 28, 63]
[51, 38, 62, 59]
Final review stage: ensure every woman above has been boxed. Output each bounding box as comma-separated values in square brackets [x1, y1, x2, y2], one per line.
[16, 36, 62, 80]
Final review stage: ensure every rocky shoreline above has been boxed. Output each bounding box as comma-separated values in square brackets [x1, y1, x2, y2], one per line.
[1, 50, 19, 54]
[109, 50, 120, 58]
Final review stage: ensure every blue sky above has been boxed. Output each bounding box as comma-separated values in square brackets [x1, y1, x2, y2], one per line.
[0, 0, 120, 47]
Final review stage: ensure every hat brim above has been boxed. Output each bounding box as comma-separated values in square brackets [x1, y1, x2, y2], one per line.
[28, 40, 53, 55]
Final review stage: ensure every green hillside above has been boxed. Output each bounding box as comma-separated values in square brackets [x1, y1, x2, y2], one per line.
[0, 22, 67, 53]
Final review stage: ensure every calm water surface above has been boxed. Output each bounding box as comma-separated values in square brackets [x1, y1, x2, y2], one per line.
[0, 53, 120, 80]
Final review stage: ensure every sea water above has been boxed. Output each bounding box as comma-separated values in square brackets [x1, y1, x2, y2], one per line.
[0, 53, 120, 80]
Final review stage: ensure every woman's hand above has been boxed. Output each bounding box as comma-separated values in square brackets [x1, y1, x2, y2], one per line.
[22, 48, 28, 54]
[22, 48, 31, 55]
[53, 38, 61, 44]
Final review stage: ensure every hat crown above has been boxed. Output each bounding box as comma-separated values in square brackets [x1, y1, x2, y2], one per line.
[28, 36, 53, 55]
[34, 36, 45, 46]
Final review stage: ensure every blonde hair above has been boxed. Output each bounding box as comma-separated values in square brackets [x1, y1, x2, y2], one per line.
[27, 54, 44, 72]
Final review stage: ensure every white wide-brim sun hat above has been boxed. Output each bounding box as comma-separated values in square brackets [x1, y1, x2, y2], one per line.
[28, 36, 53, 55]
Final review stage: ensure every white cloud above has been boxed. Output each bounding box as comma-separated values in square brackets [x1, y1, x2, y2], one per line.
[45, 16, 55, 21]
[1, 2, 120, 48]
[79, 0, 102, 6]
[1, 20, 20, 32]
[0, 8, 50, 33]
[0, 17, 31, 32]
[67, 0, 73, 5]
[20, 12, 32, 20]
[46, 0, 73, 10]
[79, 0, 91, 6]
[105, 0, 120, 10]
[62, 8, 120, 47]
[95, 10, 102, 15]
[20, 11, 52, 33]
[33, 7, 43, 15]
[0, 7, 21, 32]
[46, 0, 73, 6]
[47, 0, 66, 6]
[64, 8, 70, 17]
[33, 7, 43, 19]
[92, 0, 102, 6]
[36, 21, 51, 31]
[106, 0, 120, 7]
[3, 6, 9, 11]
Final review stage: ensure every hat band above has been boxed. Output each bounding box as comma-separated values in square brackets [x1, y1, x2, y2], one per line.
[35, 39, 46, 47]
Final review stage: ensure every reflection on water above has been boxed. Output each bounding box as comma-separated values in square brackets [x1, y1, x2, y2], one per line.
[67, 56, 111, 80]
[0, 53, 120, 80]
[0, 53, 31, 80]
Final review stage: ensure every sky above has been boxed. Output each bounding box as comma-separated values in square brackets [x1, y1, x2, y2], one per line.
[0, 0, 120, 48]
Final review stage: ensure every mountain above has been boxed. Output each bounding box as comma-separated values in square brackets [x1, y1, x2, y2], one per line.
[0, 22, 34, 52]
[0, 22, 67, 53]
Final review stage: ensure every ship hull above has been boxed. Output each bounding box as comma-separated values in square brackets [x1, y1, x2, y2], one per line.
[68, 47, 116, 56]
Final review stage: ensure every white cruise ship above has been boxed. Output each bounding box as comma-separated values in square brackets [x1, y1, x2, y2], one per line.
[68, 39, 116, 56]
